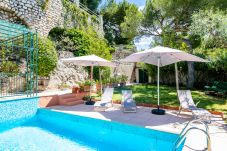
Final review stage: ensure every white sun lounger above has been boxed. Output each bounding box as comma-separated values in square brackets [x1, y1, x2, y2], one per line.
[122, 90, 137, 113]
[94, 88, 114, 111]
[177, 90, 212, 122]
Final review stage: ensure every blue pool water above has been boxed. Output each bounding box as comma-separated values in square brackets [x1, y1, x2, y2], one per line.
[0, 97, 184, 151]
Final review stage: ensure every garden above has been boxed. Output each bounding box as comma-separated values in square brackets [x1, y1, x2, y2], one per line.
[1, 0, 226, 116]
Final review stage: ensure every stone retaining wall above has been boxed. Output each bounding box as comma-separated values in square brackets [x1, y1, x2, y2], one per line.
[0, 0, 103, 37]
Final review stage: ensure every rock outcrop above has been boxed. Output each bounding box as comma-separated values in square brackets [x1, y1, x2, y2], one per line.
[47, 51, 88, 89]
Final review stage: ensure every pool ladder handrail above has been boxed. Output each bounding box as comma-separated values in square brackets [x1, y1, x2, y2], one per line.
[172, 119, 211, 151]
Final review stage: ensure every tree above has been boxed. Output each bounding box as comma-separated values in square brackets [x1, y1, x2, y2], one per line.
[101, 0, 141, 45]
[190, 9, 227, 48]
[189, 9, 227, 83]
[141, 0, 227, 36]
[120, 4, 142, 41]
[140, 0, 227, 88]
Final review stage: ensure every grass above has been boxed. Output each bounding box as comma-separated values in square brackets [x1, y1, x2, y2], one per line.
[94, 84, 227, 116]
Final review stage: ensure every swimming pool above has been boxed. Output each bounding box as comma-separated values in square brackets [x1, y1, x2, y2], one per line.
[0, 97, 184, 151]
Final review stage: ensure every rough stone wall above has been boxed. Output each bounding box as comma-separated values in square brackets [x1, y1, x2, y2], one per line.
[34, 0, 63, 36]
[0, 0, 63, 36]
[0, 0, 103, 37]
[47, 51, 88, 89]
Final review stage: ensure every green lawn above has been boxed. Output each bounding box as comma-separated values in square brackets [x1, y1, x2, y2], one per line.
[95, 84, 227, 116]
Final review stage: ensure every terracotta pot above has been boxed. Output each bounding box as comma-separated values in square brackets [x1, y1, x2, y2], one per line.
[72, 87, 80, 93]
[83, 86, 90, 92]
[84, 85, 96, 92]
[96, 84, 101, 91]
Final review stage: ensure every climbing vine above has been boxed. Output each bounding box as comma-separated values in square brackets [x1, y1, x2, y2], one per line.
[62, 0, 100, 31]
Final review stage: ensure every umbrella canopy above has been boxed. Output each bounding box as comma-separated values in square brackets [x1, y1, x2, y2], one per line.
[123, 46, 208, 66]
[61, 54, 115, 100]
[61, 54, 115, 67]
[122, 46, 208, 115]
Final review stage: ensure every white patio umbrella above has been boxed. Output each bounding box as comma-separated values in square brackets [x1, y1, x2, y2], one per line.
[61, 55, 115, 102]
[123, 46, 208, 114]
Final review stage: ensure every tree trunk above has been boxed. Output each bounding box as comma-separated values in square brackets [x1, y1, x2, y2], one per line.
[187, 61, 195, 88]
[183, 38, 195, 89]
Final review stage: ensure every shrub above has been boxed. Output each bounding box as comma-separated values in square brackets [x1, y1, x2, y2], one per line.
[0, 61, 19, 73]
[83, 80, 95, 86]
[49, 27, 113, 60]
[38, 37, 58, 77]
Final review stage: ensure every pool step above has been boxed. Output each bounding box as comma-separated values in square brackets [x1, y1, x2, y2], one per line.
[58, 92, 86, 106]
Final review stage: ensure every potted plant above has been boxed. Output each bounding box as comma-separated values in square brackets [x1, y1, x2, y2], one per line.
[83, 80, 95, 92]
[120, 75, 128, 87]
[110, 77, 117, 87]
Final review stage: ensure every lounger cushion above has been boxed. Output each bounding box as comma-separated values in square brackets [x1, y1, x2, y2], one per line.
[94, 101, 108, 107]
[124, 99, 136, 108]
[94, 88, 114, 108]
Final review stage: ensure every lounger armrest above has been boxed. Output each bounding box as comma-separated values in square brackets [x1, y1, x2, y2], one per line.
[195, 101, 200, 106]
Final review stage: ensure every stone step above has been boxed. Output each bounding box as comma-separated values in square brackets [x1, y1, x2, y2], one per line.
[64, 100, 84, 106]
[58, 92, 86, 106]
[58, 93, 78, 99]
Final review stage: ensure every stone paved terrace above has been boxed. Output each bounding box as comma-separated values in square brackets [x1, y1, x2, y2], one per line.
[48, 104, 227, 151]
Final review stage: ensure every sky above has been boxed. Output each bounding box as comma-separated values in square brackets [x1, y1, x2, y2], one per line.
[101, 0, 152, 51]
[114, 0, 146, 8]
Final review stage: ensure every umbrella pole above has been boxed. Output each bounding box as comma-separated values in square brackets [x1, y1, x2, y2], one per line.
[90, 65, 93, 99]
[175, 63, 179, 90]
[99, 68, 103, 94]
[157, 57, 160, 108]
[85, 65, 95, 105]
[151, 57, 165, 115]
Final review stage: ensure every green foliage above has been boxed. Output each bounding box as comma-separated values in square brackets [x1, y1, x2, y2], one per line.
[38, 37, 58, 77]
[120, 4, 142, 41]
[140, 0, 227, 87]
[194, 48, 227, 73]
[101, 0, 140, 45]
[119, 75, 128, 83]
[142, 0, 227, 36]
[0, 49, 19, 73]
[62, 0, 100, 31]
[62, 0, 97, 29]
[100, 67, 111, 84]
[50, 27, 113, 60]
[48, 27, 65, 41]
[0, 61, 19, 73]
[83, 79, 95, 86]
[190, 9, 227, 48]
[80, 0, 102, 12]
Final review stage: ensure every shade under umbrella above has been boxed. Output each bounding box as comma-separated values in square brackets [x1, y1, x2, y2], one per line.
[61, 55, 115, 104]
[122, 46, 208, 115]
